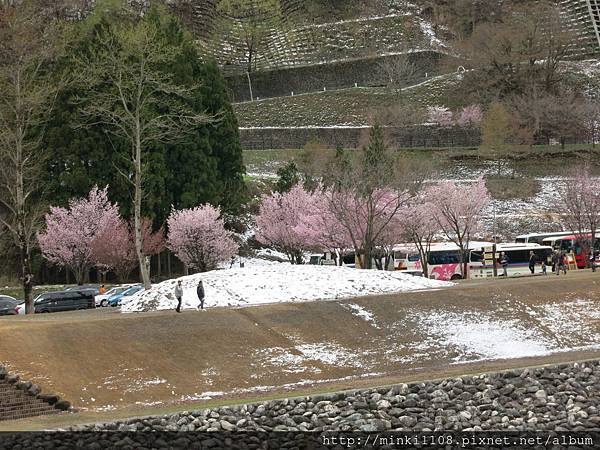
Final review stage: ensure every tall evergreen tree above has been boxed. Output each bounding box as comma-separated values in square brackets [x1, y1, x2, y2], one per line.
[42, 3, 245, 227]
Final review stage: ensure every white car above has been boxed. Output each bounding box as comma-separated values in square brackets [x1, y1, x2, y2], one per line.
[15, 303, 26, 315]
[95, 285, 134, 307]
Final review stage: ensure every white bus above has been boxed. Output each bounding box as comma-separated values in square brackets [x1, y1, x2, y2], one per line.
[515, 231, 574, 245]
[493, 243, 554, 276]
[426, 241, 493, 281]
[392, 244, 421, 271]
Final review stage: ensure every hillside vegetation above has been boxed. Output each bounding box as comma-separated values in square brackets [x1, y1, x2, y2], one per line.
[234, 73, 461, 128]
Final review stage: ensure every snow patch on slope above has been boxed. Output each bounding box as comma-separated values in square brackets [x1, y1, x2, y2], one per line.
[122, 265, 451, 312]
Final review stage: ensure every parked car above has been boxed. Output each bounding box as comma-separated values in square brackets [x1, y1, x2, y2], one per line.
[0, 296, 18, 316]
[33, 289, 96, 313]
[108, 285, 144, 307]
[95, 285, 133, 307]
[65, 285, 101, 295]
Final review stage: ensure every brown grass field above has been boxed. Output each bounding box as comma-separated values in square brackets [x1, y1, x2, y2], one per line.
[1, 271, 600, 430]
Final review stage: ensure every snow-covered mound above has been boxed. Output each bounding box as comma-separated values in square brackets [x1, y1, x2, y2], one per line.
[122, 265, 451, 313]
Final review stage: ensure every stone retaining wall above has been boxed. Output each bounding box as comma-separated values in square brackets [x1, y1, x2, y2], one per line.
[73, 360, 600, 433]
[240, 125, 481, 150]
[3, 360, 600, 448]
[226, 52, 444, 102]
[0, 365, 70, 422]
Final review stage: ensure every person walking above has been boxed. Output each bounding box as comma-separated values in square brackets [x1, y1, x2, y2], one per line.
[591, 251, 597, 273]
[197, 280, 205, 310]
[541, 259, 547, 275]
[552, 251, 560, 275]
[528, 251, 536, 275]
[561, 253, 568, 275]
[174, 280, 183, 313]
[499, 252, 509, 277]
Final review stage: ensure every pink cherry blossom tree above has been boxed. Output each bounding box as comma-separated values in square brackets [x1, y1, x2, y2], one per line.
[372, 212, 405, 270]
[91, 218, 133, 282]
[167, 204, 238, 272]
[92, 218, 165, 282]
[37, 186, 121, 285]
[295, 188, 353, 265]
[557, 164, 600, 265]
[325, 187, 414, 269]
[427, 177, 491, 277]
[427, 106, 454, 126]
[456, 104, 483, 127]
[255, 184, 317, 264]
[400, 198, 440, 277]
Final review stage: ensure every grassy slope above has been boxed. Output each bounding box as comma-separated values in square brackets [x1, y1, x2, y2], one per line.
[234, 73, 461, 128]
[233, 61, 600, 129]
[2, 272, 600, 421]
[244, 145, 600, 178]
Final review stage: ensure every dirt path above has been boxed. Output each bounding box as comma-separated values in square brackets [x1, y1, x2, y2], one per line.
[1, 270, 600, 430]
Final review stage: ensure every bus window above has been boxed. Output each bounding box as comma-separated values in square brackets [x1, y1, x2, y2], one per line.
[428, 251, 460, 265]
[394, 252, 407, 260]
[533, 248, 552, 262]
[504, 250, 529, 264]
[470, 251, 483, 262]
[408, 253, 420, 262]
[560, 240, 573, 252]
[515, 237, 527, 243]
[529, 237, 545, 245]
[342, 253, 355, 265]
[309, 255, 322, 265]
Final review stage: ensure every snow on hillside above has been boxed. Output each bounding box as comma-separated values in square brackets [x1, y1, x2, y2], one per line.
[121, 265, 451, 313]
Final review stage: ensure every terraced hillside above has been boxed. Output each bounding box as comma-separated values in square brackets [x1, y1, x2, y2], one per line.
[200, 12, 443, 74]
[234, 73, 461, 128]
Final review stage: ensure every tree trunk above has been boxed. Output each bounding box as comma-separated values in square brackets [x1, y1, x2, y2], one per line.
[19, 241, 34, 314]
[246, 71, 253, 101]
[157, 252, 161, 278]
[134, 123, 151, 289]
[247, 47, 253, 74]
[363, 245, 373, 270]
[461, 248, 468, 278]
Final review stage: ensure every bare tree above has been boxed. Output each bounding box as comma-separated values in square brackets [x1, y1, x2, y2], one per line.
[456, 2, 574, 102]
[0, 1, 61, 313]
[581, 98, 600, 148]
[400, 199, 439, 278]
[428, 177, 491, 277]
[324, 125, 423, 269]
[378, 55, 419, 89]
[76, 10, 210, 289]
[215, 0, 283, 74]
[558, 164, 600, 266]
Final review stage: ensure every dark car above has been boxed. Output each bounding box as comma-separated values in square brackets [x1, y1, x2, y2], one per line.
[65, 285, 101, 295]
[0, 296, 18, 315]
[33, 289, 96, 313]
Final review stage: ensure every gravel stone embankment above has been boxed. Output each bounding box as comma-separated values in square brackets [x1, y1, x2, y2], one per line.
[74, 360, 600, 433]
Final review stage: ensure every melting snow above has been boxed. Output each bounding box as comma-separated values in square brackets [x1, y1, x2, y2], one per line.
[122, 264, 450, 312]
[343, 303, 380, 328]
[417, 311, 554, 361]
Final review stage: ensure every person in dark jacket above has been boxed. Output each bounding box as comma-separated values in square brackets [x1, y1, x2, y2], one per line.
[552, 251, 560, 275]
[174, 280, 183, 313]
[499, 252, 509, 277]
[528, 251, 536, 274]
[197, 280, 205, 310]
